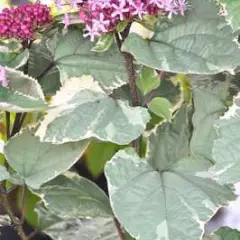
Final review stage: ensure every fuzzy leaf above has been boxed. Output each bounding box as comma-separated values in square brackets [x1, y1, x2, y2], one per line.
[36, 204, 119, 240]
[105, 108, 235, 240]
[39, 172, 112, 218]
[0, 165, 9, 181]
[91, 33, 114, 53]
[0, 49, 29, 69]
[85, 141, 121, 177]
[35, 76, 150, 145]
[204, 227, 240, 240]
[136, 66, 160, 96]
[4, 129, 89, 189]
[190, 80, 229, 160]
[0, 68, 47, 112]
[47, 30, 127, 93]
[211, 92, 240, 184]
[122, 0, 240, 74]
[28, 43, 60, 96]
[220, 0, 240, 32]
[147, 97, 172, 121]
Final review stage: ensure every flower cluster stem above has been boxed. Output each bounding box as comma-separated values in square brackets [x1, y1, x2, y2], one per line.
[113, 32, 142, 240]
[123, 52, 139, 107]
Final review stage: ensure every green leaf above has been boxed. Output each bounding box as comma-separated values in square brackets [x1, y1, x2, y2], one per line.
[211, 92, 240, 184]
[39, 172, 112, 218]
[0, 165, 9, 181]
[204, 227, 240, 240]
[0, 68, 47, 112]
[35, 76, 150, 145]
[36, 204, 119, 240]
[47, 30, 127, 93]
[28, 42, 60, 96]
[91, 33, 114, 53]
[4, 129, 89, 189]
[147, 97, 172, 121]
[85, 141, 121, 177]
[190, 80, 229, 160]
[0, 49, 29, 69]
[148, 107, 190, 169]
[220, 0, 240, 32]
[116, 20, 129, 32]
[105, 108, 235, 240]
[136, 66, 160, 95]
[122, 0, 240, 74]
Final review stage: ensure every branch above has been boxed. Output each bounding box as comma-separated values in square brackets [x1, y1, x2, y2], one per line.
[10, 113, 22, 137]
[114, 217, 125, 240]
[122, 52, 140, 107]
[0, 185, 28, 240]
[20, 185, 27, 225]
[116, 33, 141, 153]
[5, 112, 11, 140]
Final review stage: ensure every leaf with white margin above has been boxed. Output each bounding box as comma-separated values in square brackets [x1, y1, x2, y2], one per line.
[36, 204, 120, 240]
[38, 172, 112, 218]
[190, 80, 229, 160]
[122, 0, 240, 74]
[0, 49, 29, 69]
[204, 227, 240, 240]
[47, 30, 127, 93]
[35, 76, 150, 145]
[4, 129, 89, 189]
[0, 165, 10, 181]
[211, 93, 240, 184]
[105, 149, 235, 240]
[220, 0, 240, 32]
[0, 67, 47, 112]
[105, 108, 235, 240]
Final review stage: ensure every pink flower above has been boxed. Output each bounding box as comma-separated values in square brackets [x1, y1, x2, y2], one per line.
[149, 0, 164, 8]
[131, 2, 147, 19]
[98, 0, 112, 9]
[163, 0, 178, 18]
[111, 1, 129, 21]
[83, 24, 101, 42]
[93, 13, 110, 32]
[175, 0, 188, 16]
[64, 13, 70, 29]
[78, 0, 188, 41]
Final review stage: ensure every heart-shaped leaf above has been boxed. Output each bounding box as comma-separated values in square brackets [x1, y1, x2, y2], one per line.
[122, 0, 240, 74]
[35, 76, 150, 145]
[211, 92, 240, 184]
[4, 129, 89, 189]
[39, 172, 112, 218]
[105, 108, 235, 240]
[0, 67, 47, 112]
[47, 30, 127, 93]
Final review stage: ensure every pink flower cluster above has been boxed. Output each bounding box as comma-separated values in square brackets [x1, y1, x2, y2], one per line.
[0, 3, 52, 40]
[77, 0, 188, 41]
